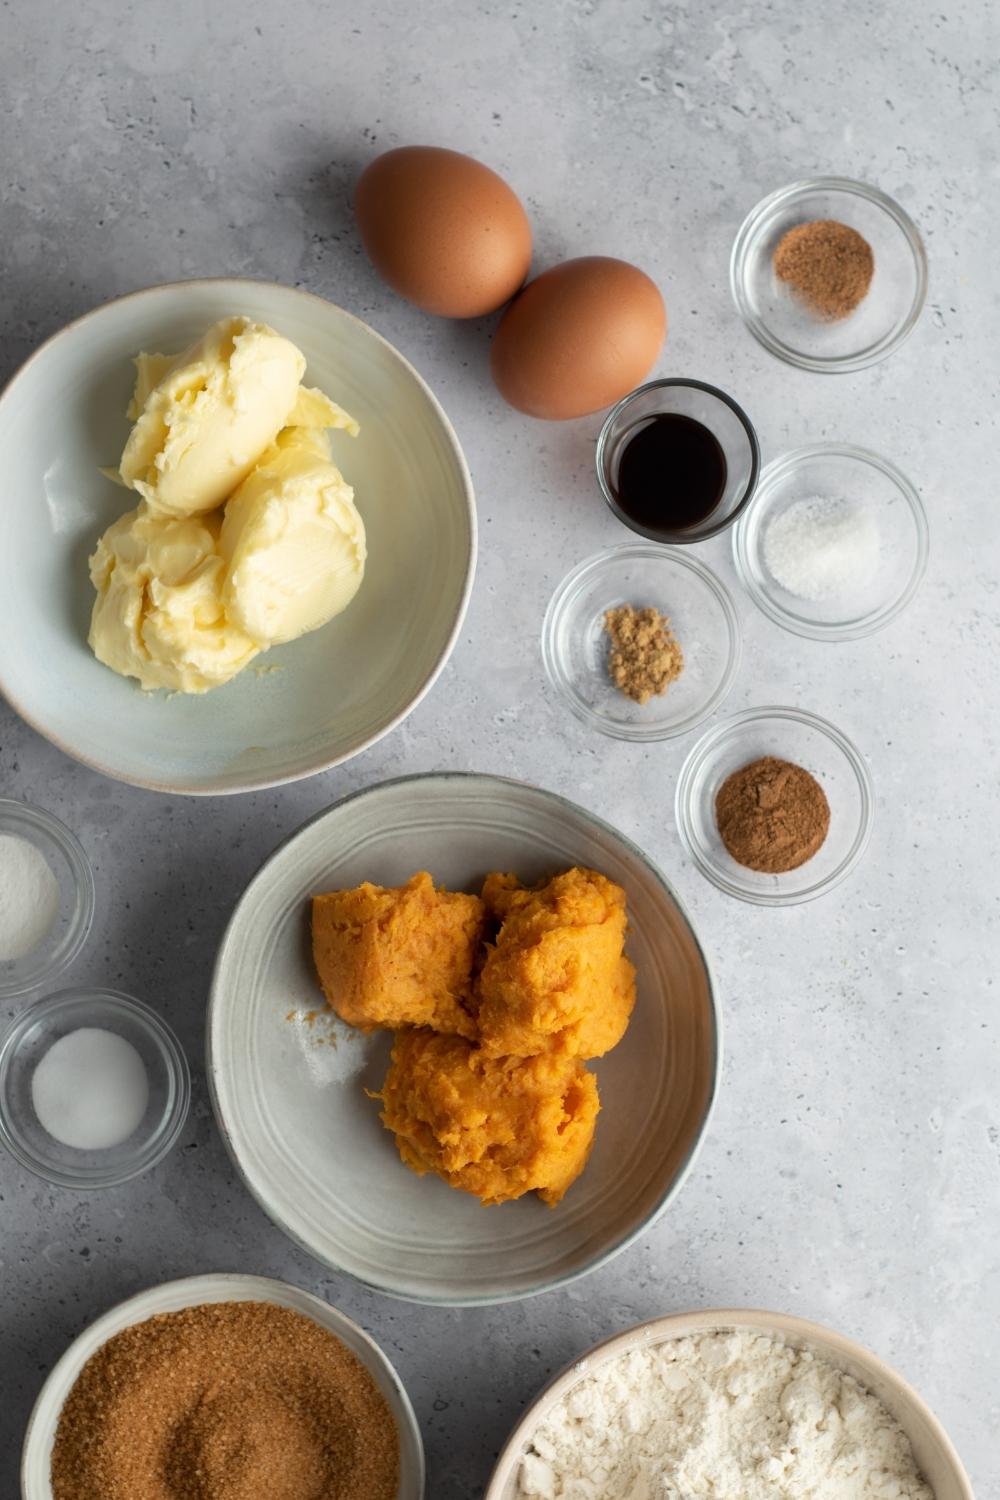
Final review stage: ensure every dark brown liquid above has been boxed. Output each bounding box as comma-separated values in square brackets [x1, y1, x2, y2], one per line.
[613, 413, 727, 533]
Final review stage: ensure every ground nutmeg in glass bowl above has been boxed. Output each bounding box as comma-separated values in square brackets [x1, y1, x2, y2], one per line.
[773, 220, 874, 321]
[716, 756, 830, 873]
[50, 1300, 399, 1500]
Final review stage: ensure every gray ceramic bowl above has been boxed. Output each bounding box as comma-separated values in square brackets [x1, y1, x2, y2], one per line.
[0, 280, 476, 794]
[208, 772, 720, 1304]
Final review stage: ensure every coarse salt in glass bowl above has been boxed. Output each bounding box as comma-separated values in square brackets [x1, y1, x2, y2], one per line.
[730, 177, 927, 373]
[0, 799, 95, 999]
[675, 707, 875, 906]
[733, 444, 929, 641]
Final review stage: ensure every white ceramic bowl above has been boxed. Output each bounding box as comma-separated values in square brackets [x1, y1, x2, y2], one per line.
[486, 1308, 973, 1500]
[21, 1272, 425, 1500]
[0, 279, 475, 794]
[208, 772, 719, 1305]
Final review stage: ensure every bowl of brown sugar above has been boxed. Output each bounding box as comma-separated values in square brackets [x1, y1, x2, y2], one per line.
[21, 1273, 424, 1500]
[675, 706, 875, 905]
[541, 545, 742, 741]
[730, 177, 927, 373]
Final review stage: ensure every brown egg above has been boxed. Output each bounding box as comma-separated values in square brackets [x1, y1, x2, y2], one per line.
[490, 256, 667, 419]
[354, 146, 532, 318]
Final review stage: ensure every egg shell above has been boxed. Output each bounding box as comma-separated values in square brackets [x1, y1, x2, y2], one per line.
[490, 256, 667, 420]
[354, 145, 533, 319]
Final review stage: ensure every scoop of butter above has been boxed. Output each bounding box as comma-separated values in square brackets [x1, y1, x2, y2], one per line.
[89, 504, 260, 693]
[116, 316, 309, 518]
[220, 429, 367, 647]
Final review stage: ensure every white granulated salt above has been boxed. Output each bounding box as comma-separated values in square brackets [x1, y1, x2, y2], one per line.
[0, 833, 60, 961]
[518, 1329, 933, 1500]
[32, 1028, 149, 1150]
[763, 495, 879, 601]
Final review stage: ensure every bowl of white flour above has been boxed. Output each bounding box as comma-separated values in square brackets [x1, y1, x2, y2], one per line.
[486, 1309, 972, 1500]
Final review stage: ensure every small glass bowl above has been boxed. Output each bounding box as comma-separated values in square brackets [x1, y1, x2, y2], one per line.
[0, 988, 191, 1188]
[675, 707, 875, 905]
[0, 800, 95, 999]
[542, 546, 742, 741]
[733, 444, 929, 641]
[730, 177, 927, 372]
[596, 379, 760, 543]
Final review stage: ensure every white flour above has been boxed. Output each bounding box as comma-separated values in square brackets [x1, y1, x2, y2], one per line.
[0, 834, 60, 961]
[518, 1330, 934, 1500]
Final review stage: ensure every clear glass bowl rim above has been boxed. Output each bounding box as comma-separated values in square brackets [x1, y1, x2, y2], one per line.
[732, 442, 930, 641]
[595, 378, 762, 543]
[0, 798, 96, 999]
[729, 175, 929, 373]
[541, 544, 743, 741]
[0, 987, 191, 1187]
[674, 705, 876, 906]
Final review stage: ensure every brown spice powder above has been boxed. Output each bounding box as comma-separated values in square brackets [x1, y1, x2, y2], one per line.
[604, 604, 684, 705]
[773, 219, 874, 320]
[715, 756, 831, 873]
[50, 1301, 399, 1500]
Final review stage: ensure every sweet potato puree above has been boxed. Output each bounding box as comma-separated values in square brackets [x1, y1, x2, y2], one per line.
[378, 1029, 600, 1206]
[310, 865, 636, 1206]
[312, 871, 483, 1038]
[478, 868, 635, 1058]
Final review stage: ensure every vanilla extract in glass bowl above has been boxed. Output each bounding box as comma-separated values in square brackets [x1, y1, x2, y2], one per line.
[597, 379, 760, 544]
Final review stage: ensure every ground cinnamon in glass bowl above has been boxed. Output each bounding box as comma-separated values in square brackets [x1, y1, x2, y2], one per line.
[715, 756, 830, 873]
[49, 1300, 399, 1500]
[674, 707, 874, 906]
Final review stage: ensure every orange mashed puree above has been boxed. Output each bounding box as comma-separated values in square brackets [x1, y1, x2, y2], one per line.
[311, 872, 483, 1037]
[476, 867, 636, 1059]
[378, 1028, 600, 1206]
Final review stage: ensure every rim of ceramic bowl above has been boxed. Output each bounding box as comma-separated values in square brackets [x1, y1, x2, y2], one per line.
[595, 378, 761, 543]
[730, 176, 929, 373]
[675, 706, 875, 907]
[540, 545, 743, 740]
[20, 1272, 426, 1500]
[484, 1306, 975, 1499]
[0, 987, 191, 1188]
[205, 770, 723, 1305]
[0, 800, 95, 999]
[0, 276, 477, 797]
[732, 443, 930, 641]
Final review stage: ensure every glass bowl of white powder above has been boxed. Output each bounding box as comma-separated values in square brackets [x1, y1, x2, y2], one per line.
[0, 988, 190, 1187]
[0, 799, 95, 999]
[733, 445, 929, 640]
[487, 1308, 973, 1500]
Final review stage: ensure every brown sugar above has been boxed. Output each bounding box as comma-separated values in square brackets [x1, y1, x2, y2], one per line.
[715, 756, 831, 873]
[773, 219, 874, 320]
[50, 1300, 399, 1500]
[604, 604, 684, 705]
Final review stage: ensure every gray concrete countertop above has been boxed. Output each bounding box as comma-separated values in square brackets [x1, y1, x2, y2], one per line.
[2, 1, 996, 1494]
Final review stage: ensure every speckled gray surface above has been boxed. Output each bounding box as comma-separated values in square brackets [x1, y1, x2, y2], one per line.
[2, 0, 997, 1494]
